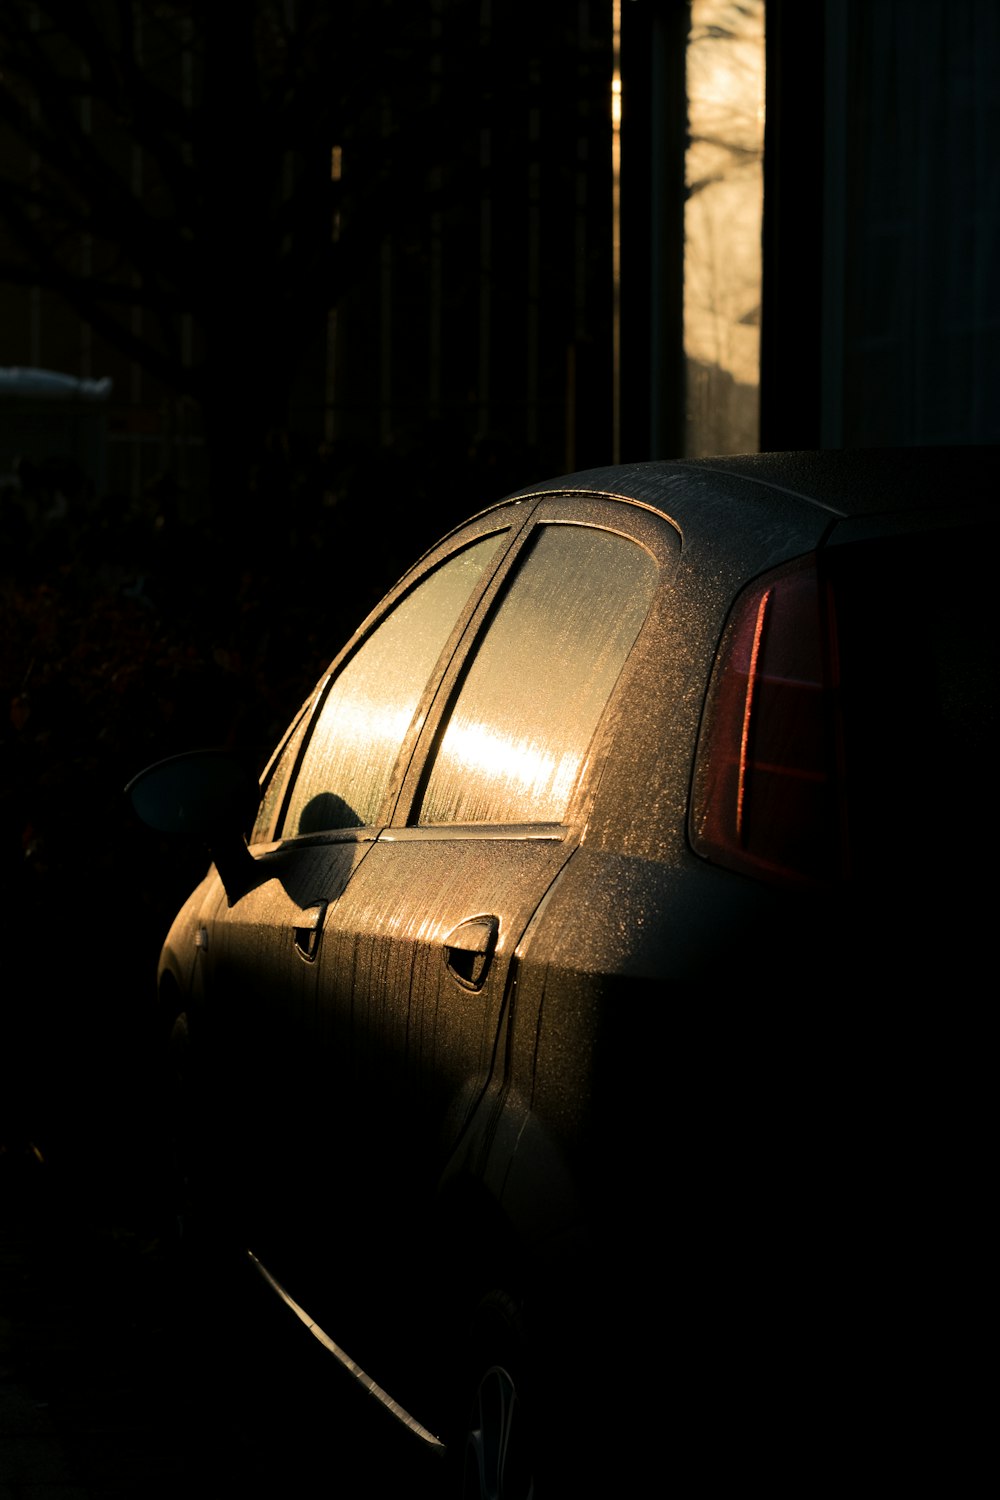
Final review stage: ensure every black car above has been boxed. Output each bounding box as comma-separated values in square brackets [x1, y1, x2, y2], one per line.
[129, 448, 997, 1496]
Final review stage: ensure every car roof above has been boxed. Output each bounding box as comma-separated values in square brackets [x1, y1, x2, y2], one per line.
[509, 446, 999, 520]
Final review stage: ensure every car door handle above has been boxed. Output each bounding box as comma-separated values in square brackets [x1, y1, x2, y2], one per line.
[293, 901, 328, 962]
[443, 915, 499, 991]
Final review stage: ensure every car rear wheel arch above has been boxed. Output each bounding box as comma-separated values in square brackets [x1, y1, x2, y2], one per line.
[455, 1288, 536, 1500]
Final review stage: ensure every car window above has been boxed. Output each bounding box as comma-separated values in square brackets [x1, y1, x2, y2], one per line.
[251, 705, 311, 844]
[278, 532, 505, 836]
[416, 524, 659, 825]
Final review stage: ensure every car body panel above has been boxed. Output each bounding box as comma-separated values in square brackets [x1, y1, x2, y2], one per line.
[138, 448, 998, 1488]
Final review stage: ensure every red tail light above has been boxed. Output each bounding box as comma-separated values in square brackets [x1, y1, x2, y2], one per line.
[690, 554, 846, 885]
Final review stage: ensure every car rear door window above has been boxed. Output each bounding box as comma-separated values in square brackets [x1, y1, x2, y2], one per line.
[416, 524, 659, 825]
[279, 533, 504, 835]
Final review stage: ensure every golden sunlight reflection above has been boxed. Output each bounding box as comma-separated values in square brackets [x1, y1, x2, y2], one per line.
[684, 0, 765, 455]
[335, 701, 415, 756]
[284, 698, 415, 834]
[430, 718, 581, 821]
[281, 535, 503, 834]
[418, 524, 659, 826]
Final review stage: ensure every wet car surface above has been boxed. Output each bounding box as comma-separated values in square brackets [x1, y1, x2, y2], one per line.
[129, 449, 998, 1496]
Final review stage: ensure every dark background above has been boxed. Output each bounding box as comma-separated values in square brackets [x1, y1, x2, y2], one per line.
[0, 0, 622, 1178]
[0, 2, 998, 1491]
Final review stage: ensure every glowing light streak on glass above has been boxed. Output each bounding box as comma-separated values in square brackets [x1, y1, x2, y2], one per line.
[420, 526, 659, 826]
[431, 719, 581, 816]
[282, 534, 504, 834]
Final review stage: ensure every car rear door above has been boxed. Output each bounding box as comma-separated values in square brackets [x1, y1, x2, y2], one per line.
[197, 514, 524, 1241]
[312, 496, 679, 1237]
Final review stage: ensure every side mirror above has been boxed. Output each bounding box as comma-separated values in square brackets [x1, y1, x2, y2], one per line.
[126, 750, 259, 903]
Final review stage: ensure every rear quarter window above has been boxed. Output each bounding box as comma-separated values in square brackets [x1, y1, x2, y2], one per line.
[417, 524, 660, 825]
